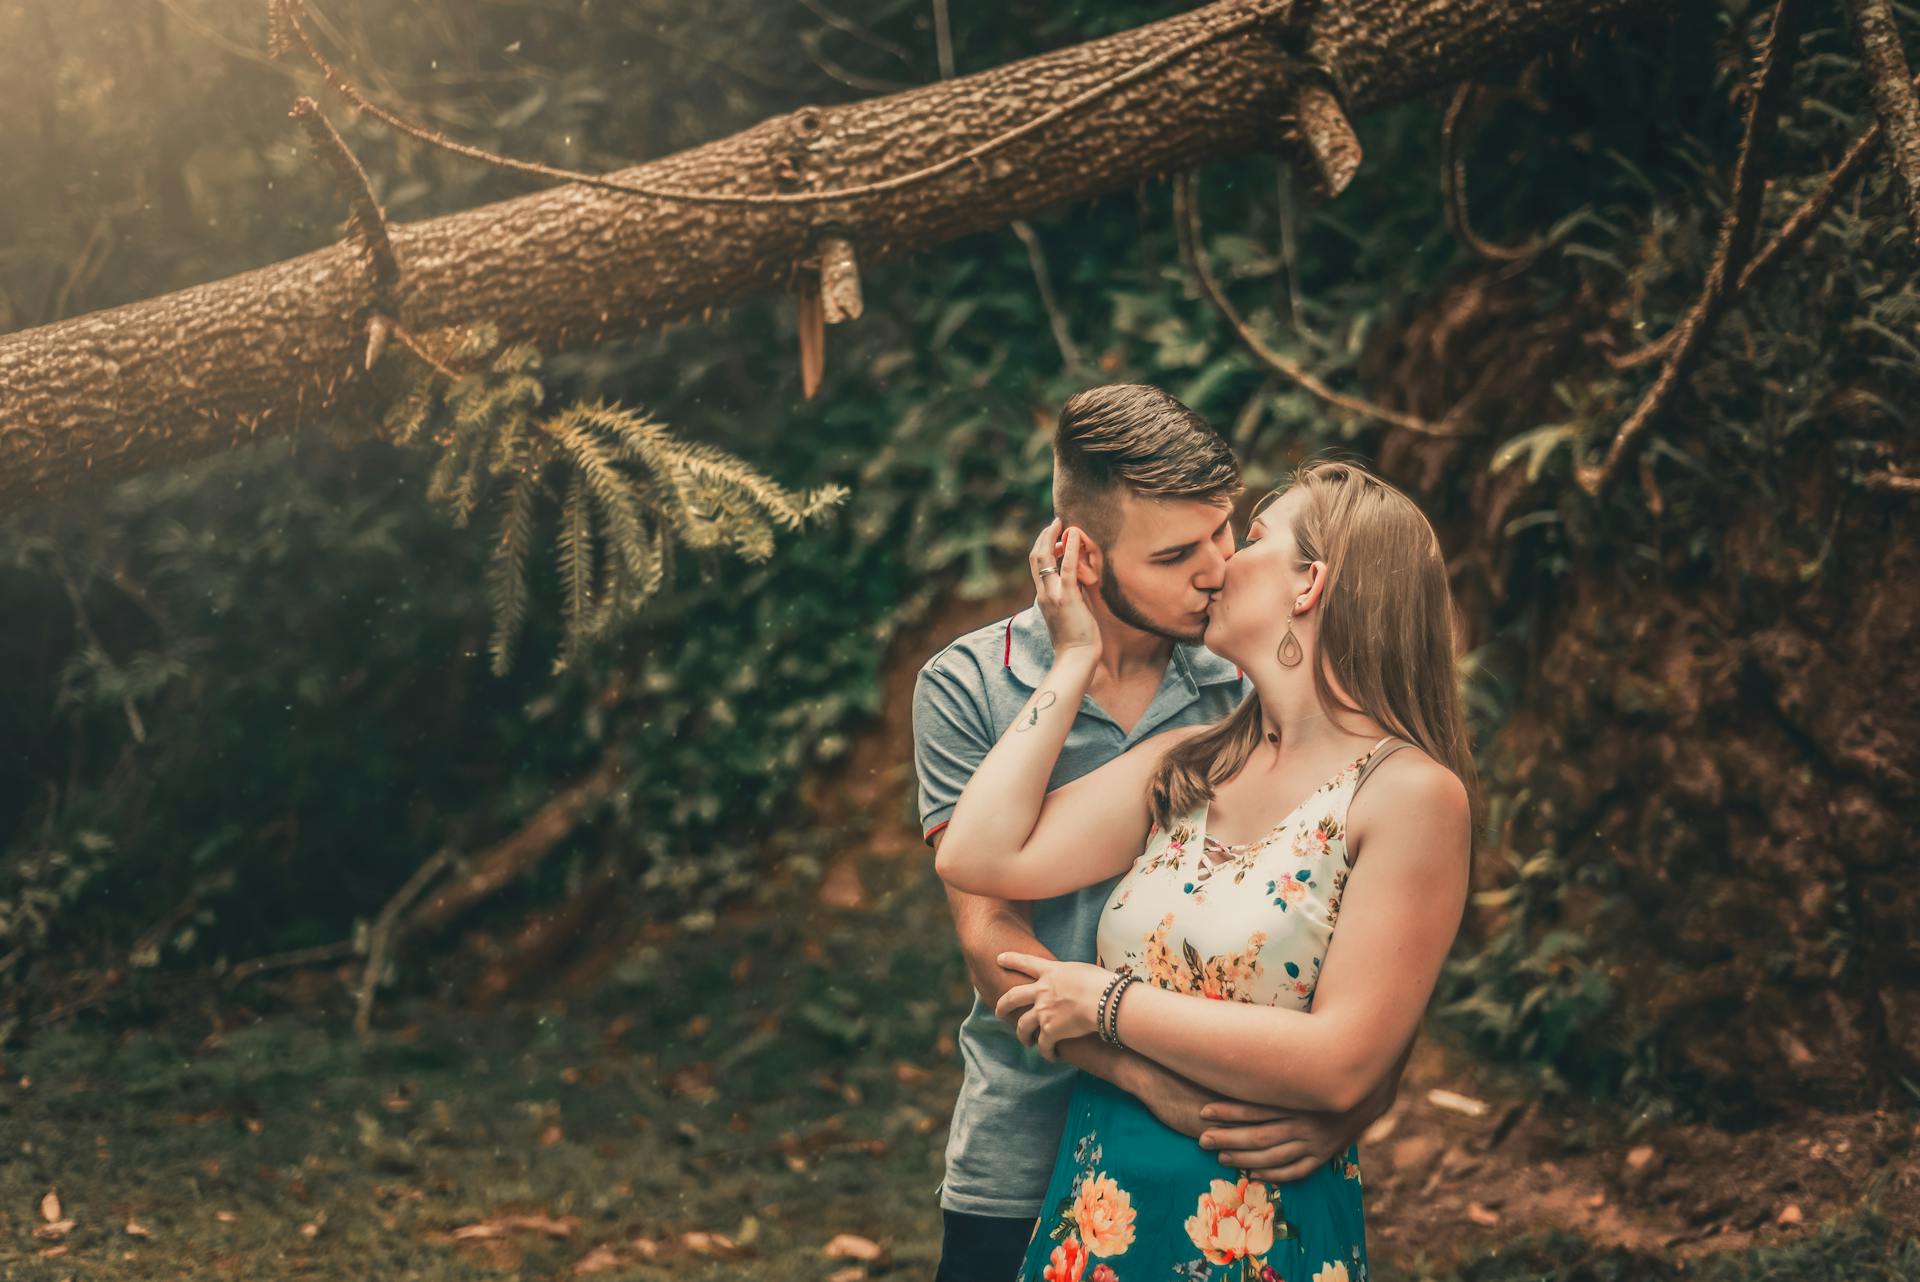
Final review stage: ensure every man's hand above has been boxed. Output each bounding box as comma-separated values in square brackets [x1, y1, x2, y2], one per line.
[1119, 1056, 1220, 1139]
[1119, 1061, 1335, 1183]
[1194, 1100, 1362, 1183]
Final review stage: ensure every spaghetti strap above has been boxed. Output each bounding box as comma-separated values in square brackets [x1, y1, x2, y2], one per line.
[1353, 735, 1412, 797]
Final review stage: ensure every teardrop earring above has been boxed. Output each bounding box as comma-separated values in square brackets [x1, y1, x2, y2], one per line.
[1276, 606, 1303, 668]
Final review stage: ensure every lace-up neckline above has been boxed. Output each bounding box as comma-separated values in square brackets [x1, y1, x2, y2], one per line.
[1198, 734, 1398, 866]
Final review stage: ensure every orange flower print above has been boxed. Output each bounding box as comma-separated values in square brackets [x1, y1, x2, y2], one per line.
[1073, 1173, 1137, 1257]
[1140, 917, 1267, 1001]
[1312, 1262, 1352, 1282]
[1140, 819, 1197, 875]
[1043, 1233, 1088, 1282]
[1183, 1176, 1276, 1265]
[1296, 814, 1340, 860]
[1090, 1267, 1117, 1282]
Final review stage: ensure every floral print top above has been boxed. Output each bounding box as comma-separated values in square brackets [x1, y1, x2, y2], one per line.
[1099, 735, 1406, 1013]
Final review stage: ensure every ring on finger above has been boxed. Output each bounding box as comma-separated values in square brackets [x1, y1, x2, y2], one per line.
[1037, 566, 1059, 578]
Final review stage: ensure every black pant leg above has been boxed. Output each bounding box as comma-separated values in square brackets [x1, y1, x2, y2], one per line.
[933, 1208, 1040, 1282]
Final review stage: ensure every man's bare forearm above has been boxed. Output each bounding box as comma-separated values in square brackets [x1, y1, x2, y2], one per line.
[938, 880, 1139, 1092]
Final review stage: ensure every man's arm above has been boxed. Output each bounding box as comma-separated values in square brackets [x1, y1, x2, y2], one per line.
[936, 836, 1246, 1140]
[912, 655, 1221, 1137]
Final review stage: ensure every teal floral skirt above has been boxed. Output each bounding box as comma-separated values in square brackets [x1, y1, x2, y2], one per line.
[1016, 1072, 1369, 1282]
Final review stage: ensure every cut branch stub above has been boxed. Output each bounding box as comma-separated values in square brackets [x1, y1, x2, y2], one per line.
[364, 313, 393, 371]
[1288, 79, 1363, 199]
[797, 282, 826, 399]
[817, 235, 864, 324]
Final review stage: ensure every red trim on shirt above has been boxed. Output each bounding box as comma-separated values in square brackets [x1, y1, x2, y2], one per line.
[924, 820, 950, 845]
[1003, 618, 1014, 668]
[1235, 665, 1243, 679]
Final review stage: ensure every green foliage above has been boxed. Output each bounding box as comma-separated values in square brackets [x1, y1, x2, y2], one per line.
[382, 321, 844, 673]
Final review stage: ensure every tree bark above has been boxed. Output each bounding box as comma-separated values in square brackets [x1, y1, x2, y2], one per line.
[0, 0, 1677, 508]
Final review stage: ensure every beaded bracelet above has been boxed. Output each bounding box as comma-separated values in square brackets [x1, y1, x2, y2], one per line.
[1094, 973, 1120, 1045]
[1105, 974, 1128, 1044]
[1097, 972, 1139, 1046]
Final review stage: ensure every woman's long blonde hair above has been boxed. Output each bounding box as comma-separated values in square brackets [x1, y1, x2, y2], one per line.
[1147, 457, 1483, 855]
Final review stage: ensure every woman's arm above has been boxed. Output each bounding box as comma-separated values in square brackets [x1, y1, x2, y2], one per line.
[935, 704, 1198, 900]
[934, 521, 1194, 900]
[996, 753, 1471, 1112]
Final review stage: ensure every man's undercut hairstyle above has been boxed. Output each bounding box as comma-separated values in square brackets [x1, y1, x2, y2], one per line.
[1053, 384, 1242, 549]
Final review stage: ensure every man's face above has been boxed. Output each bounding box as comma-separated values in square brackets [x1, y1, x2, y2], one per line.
[1094, 492, 1238, 645]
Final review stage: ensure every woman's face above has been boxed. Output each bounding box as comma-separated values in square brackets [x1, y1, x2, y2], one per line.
[1203, 491, 1310, 665]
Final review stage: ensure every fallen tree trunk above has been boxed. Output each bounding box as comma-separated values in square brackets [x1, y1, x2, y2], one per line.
[0, 0, 1676, 508]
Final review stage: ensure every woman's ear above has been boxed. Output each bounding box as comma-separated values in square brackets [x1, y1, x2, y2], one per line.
[1296, 562, 1328, 613]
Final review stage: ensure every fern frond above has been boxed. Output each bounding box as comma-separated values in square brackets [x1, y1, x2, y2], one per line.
[485, 466, 537, 675]
[452, 320, 501, 361]
[382, 370, 437, 445]
[555, 470, 594, 671]
[544, 415, 654, 583]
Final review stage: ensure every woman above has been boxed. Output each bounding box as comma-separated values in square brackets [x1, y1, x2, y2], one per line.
[934, 459, 1478, 1282]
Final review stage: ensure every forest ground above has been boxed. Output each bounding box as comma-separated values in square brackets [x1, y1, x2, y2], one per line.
[2, 805, 1914, 1280]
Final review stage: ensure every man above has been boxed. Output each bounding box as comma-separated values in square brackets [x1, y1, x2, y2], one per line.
[912, 384, 1410, 1282]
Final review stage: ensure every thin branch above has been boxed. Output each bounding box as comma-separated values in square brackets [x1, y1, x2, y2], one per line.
[225, 939, 358, 985]
[932, 0, 956, 79]
[355, 846, 457, 1037]
[1848, 0, 1920, 244]
[1010, 221, 1086, 373]
[391, 325, 467, 380]
[1576, 0, 1807, 498]
[798, 0, 916, 67]
[1610, 93, 1897, 372]
[49, 550, 145, 744]
[799, 29, 915, 95]
[405, 756, 625, 936]
[1274, 165, 1331, 350]
[1442, 82, 1549, 262]
[1861, 468, 1920, 492]
[1174, 170, 1473, 437]
[151, 0, 291, 72]
[288, 95, 400, 303]
[268, 0, 1307, 209]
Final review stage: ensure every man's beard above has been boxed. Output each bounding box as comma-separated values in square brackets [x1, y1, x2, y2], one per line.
[1099, 570, 1207, 645]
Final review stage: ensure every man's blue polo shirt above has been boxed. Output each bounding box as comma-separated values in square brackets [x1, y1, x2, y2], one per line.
[911, 601, 1250, 1218]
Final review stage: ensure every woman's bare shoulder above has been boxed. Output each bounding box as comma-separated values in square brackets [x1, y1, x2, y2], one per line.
[1349, 743, 1469, 838]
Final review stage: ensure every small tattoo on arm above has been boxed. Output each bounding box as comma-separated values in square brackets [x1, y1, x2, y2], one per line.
[1014, 690, 1058, 732]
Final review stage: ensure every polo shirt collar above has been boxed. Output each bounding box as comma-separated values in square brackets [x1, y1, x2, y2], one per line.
[1002, 600, 1242, 691]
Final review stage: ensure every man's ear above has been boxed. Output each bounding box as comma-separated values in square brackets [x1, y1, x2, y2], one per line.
[1074, 529, 1105, 586]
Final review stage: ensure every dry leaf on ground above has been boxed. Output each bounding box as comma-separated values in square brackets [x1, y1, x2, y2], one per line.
[1426, 1088, 1489, 1118]
[824, 1232, 886, 1261]
[573, 1244, 622, 1274]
